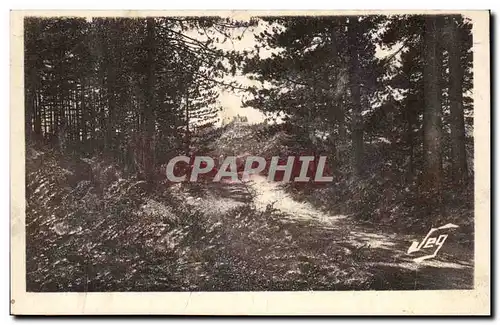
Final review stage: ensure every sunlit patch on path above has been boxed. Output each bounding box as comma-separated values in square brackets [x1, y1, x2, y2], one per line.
[170, 155, 473, 290]
[247, 175, 348, 224]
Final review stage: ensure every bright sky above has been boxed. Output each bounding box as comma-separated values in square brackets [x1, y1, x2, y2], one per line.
[203, 19, 401, 126]
[211, 22, 273, 125]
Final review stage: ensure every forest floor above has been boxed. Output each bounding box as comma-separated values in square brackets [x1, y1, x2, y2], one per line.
[173, 175, 473, 290]
[172, 122, 474, 290]
[25, 122, 474, 291]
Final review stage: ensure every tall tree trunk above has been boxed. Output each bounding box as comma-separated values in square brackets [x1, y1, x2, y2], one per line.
[422, 16, 443, 192]
[105, 25, 118, 153]
[34, 91, 42, 136]
[347, 18, 364, 177]
[27, 64, 42, 138]
[143, 17, 156, 183]
[87, 22, 98, 154]
[447, 16, 468, 185]
[185, 89, 190, 155]
[80, 82, 87, 149]
[25, 88, 34, 139]
[43, 101, 49, 138]
[405, 105, 416, 183]
[106, 76, 116, 152]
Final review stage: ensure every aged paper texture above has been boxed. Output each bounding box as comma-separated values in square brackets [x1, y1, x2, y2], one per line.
[11, 10, 490, 315]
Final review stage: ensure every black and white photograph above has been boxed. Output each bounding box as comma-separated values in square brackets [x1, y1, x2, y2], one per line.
[10, 10, 490, 315]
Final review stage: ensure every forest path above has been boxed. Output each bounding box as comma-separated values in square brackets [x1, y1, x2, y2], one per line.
[172, 126, 475, 290]
[173, 172, 473, 290]
[248, 174, 474, 289]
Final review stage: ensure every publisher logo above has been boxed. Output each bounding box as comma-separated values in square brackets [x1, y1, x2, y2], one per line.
[407, 223, 459, 263]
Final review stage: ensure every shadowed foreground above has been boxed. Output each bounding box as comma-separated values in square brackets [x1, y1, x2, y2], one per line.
[26, 143, 473, 291]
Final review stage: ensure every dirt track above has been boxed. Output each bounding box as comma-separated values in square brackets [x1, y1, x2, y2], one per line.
[174, 173, 474, 290]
